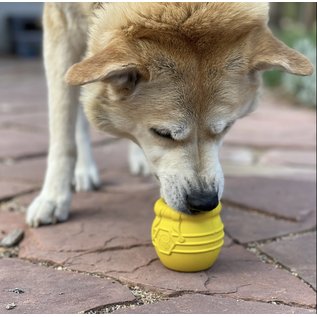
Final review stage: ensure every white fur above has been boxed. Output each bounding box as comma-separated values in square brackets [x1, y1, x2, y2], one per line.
[138, 136, 225, 213]
[129, 142, 151, 176]
[74, 106, 101, 191]
[211, 120, 227, 135]
[26, 4, 88, 227]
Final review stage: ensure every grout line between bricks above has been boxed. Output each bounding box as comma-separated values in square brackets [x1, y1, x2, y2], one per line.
[82, 298, 139, 314]
[0, 137, 120, 164]
[223, 226, 317, 247]
[247, 227, 317, 245]
[0, 188, 40, 204]
[248, 244, 317, 293]
[11, 256, 166, 314]
[223, 140, 316, 152]
[15, 255, 316, 312]
[224, 230, 317, 293]
[136, 288, 316, 311]
[221, 199, 310, 223]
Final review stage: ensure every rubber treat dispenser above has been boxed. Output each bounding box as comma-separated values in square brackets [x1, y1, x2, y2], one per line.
[151, 198, 224, 272]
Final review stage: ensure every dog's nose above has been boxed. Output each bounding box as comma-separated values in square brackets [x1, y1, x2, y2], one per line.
[187, 191, 219, 213]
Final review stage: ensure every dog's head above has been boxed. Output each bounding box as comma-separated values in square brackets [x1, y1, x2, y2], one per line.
[66, 3, 313, 214]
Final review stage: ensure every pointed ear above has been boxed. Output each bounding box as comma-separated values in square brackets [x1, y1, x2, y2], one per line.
[65, 42, 150, 100]
[65, 49, 149, 85]
[251, 30, 314, 76]
[65, 50, 116, 86]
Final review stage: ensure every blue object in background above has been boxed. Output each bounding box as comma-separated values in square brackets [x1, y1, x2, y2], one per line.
[7, 15, 42, 58]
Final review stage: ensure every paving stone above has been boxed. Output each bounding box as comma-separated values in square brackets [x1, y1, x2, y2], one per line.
[0, 128, 48, 159]
[0, 180, 35, 201]
[0, 210, 26, 241]
[220, 146, 255, 165]
[94, 139, 130, 175]
[64, 246, 158, 277]
[260, 232, 316, 289]
[222, 205, 316, 244]
[90, 128, 117, 145]
[16, 174, 316, 308]
[223, 176, 316, 222]
[222, 162, 316, 181]
[19, 188, 158, 254]
[0, 113, 114, 145]
[0, 157, 45, 186]
[0, 140, 132, 187]
[0, 101, 46, 117]
[21, 224, 316, 309]
[0, 192, 38, 214]
[224, 100, 316, 150]
[94, 139, 156, 189]
[0, 112, 48, 131]
[117, 293, 316, 314]
[107, 245, 317, 307]
[0, 258, 135, 314]
[260, 149, 316, 168]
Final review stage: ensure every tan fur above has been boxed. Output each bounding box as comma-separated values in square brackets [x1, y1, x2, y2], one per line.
[27, 3, 314, 226]
[66, 3, 313, 137]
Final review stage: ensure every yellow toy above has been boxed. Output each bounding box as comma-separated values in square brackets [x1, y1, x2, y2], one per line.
[151, 198, 224, 272]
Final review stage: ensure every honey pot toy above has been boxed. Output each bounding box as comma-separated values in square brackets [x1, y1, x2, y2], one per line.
[152, 198, 224, 272]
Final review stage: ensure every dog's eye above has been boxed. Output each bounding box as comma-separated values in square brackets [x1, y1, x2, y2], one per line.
[220, 121, 235, 134]
[150, 127, 174, 140]
[222, 122, 233, 133]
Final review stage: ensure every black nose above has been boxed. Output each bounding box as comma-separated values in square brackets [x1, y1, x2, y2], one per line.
[187, 191, 219, 213]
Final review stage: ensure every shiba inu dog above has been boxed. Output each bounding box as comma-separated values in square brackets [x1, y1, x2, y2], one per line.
[26, 3, 313, 227]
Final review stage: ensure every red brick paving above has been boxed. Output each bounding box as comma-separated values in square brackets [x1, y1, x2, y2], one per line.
[224, 99, 316, 150]
[0, 210, 26, 241]
[222, 205, 315, 243]
[0, 181, 35, 201]
[0, 58, 316, 313]
[223, 176, 316, 221]
[0, 258, 135, 314]
[259, 149, 316, 167]
[0, 128, 48, 159]
[117, 293, 316, 314]
[260, 232, 317, 289]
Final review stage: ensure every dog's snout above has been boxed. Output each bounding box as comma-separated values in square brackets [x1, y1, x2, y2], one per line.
[186, 191, 219, 213]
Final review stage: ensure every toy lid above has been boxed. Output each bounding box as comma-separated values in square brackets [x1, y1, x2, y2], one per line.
[154, 198, 222, 221]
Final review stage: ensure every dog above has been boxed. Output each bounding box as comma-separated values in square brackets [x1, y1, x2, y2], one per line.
[26, 3, 313, 227]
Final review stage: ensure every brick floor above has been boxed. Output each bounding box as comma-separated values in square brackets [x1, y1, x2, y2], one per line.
[223, 176, 316, 222]
[222, 205, 315, 243]
[259, 232, 317, 289]
[0, 258, 135, 314]
[0, 128, 48, 159]
[0, 181, 35, 201]
[0, 58, 316, 313]
[117, 294, 316, 314]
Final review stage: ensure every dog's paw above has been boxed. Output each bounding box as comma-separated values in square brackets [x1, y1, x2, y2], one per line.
[129, 142, 151, 176]
[73, 159, 101, 192]
[26, 194, 71, 227]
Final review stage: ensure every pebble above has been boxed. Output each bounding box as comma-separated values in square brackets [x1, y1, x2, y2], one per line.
[6, 302, 16, 310]
[8, 288, 24, 294]
[0, 229, 24, 247]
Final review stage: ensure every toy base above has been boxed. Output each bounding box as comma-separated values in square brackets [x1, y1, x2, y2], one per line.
[156, 248, 222, 272]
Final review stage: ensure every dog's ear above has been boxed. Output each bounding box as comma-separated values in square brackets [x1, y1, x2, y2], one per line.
[251, 30, 313, 76]
[65, 44, 149, 99]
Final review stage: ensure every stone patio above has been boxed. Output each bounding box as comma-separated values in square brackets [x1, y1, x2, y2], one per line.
[0, 58, 316, 314]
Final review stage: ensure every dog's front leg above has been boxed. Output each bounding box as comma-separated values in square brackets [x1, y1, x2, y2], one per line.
[26, 4, 86, 227]
[129, 142, 151, 176]
[73, 105, 101, 192]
